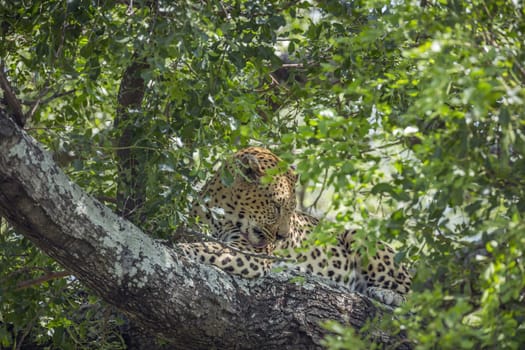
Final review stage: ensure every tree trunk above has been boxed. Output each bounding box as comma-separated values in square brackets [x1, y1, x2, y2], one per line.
[0, 110, 408, 349]
[114, 59, 149, 222]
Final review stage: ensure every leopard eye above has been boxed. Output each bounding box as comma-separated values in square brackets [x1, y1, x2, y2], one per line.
[272, 202, 281, 217]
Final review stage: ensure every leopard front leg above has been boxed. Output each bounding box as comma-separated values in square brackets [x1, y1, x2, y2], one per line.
[362, 250, 412, 306]
[338, 230, 412, 306]
[365, 286, 406, 307]
[177, 242, 272, 278]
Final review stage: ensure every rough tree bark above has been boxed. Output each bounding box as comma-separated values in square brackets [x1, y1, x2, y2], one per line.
[0, 110, 408, 349]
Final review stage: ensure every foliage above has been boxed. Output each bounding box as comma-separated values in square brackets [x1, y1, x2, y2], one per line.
[0, 222, 126, 349]
[1, 0, 524, 348]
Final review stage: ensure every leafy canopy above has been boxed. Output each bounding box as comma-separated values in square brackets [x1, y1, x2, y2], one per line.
[1, 0, 524, 348]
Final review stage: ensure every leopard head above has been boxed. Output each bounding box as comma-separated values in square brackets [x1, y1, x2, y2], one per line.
[193, 147, 297, 248]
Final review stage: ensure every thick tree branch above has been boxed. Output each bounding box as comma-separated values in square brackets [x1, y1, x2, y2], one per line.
[0, 110, 408, 349]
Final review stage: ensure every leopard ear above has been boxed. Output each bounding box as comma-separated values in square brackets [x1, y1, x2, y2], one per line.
[236, 153, 265, 181]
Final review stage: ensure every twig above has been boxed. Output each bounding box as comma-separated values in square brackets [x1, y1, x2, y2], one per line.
[23, 88, 76, 119]
[0, 266, 51, 281]
[15, 271, 71, 290]
[97, 195, 118, 204]
[310, 167, 329, 210]
[512, 59, 525, 82]
[15, 313, 39, 350]
[362, 141, 403, 153]
[281, 63, 305, 68]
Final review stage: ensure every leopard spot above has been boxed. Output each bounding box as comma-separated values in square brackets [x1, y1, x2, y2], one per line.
[330, 247, 340, 257]
[318, 259, 327, 268]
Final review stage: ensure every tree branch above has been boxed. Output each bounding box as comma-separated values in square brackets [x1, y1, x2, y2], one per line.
[15, 271, 71, 290]
[0, 109, 409, 349]
[0, 62, 25, 127]
[22, 88, 76, 120]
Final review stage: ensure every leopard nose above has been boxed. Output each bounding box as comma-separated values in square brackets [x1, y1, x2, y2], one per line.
[277, 220, 291, 237]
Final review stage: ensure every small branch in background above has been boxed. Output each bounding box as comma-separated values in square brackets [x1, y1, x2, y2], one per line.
[0, 62, 25, 127]
[513, 59, 525, 82]
[2, 266, 51, 280]
[97, 195, 118, 204]
[15, 270, 71, 290]
[309, 167, 329, 211]
[23, 88, 76, 120]
[0, 61, 76, 125]
[15, 313, 40, 350]
[281, 63, 306, 68]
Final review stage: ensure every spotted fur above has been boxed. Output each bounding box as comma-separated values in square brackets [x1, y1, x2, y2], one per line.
[179, 147, 412, 306]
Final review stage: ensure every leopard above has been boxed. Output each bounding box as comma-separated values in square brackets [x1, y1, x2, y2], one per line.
[178, 147, 297, 278]
[178, 147, 412, 306]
